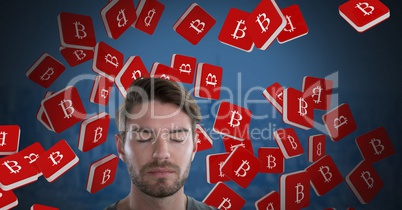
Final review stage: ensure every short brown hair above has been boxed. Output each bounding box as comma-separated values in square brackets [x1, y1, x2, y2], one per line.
[116, 77, 202, 142]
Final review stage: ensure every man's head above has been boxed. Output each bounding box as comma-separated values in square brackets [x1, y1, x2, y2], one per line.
[115, 77, 202, 198]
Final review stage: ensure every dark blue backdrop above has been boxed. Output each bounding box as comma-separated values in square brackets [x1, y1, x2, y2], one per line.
[0, 0, 401, 209]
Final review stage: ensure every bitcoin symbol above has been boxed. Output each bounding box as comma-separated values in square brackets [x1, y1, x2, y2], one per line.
[295, 183, 305, 204]
[218, 161, 225, 178]
[266, 202, 275, 210]
[319, 166, 332, 183]
[179, 64, 192, 74]
[298, 97, 308, 116]
[230, 143, 245, 151]
[0, 131, 7, 146]
[205, 73, 217, 86]
[333, 116, 348, 130]
[117, 9, 128, 27]
[101, 169, 111, 184]
[231, 20, 247, 39]
[316, 142, 322, 157]
[369, 138, 384, 155]
[283, 15, 296, 32]
[361, 171, 374, 188]
[49, 151, 63, 166]
[93, 126, 103, 143]
[160, 74, 170, 80]
[218, 198, 232, 210]
[59, 99, 75, 119]
[312, 86, 323, 104]
[287, 135, 298, 150]
[105, 54, 119, 68]
[256, 13, 270, 33]
[266, 155, 276, 169]
[189, 19, 205, 34]
[100, 89, 109, 99]
[2, 160, 21, 174]
[132, 70, 142, 80]
[234, 160, 250, 177]
[73, 50, 86, 61]
[144, 9, 156, 27]
[40, 67, 54, 81]
[73, 21, 87, 39]
[355, 2, 375, 16]
[24, 153, 40, 164]
[228, 111, 242, 128]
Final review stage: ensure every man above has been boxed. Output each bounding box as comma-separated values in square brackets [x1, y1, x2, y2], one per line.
[105, 77, 217, 210]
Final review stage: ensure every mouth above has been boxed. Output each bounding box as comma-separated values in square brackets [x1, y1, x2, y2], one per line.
[147, 168, 176, 177]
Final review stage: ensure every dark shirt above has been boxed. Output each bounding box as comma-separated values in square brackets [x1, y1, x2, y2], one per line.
[104, 196, 218, 210]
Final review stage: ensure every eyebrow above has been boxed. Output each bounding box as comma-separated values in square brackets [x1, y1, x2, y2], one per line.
[128, 127, 190, 134]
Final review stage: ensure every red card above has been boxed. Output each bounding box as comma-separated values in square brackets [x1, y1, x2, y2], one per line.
[356, 126, 395, 163]
[305, 155, 343, 196]
[133, 0, 165, 35]
[59, 46, 94, 67]
[31, 204, 59, 210]
[205, 153, 230, 184]
[41, 86, 86, 133]
[218, 8, 254, 52]
[308, 134, 326, 163]
[283, 87, 314, 130]
[36, 92, 54, 131]
[194, 63, 223, 100]
[223, 135, 254, 155]
[115, 56, 149, 97]
[277, 4, 309, 44]
[213, 101, 252, 140]
[280, 170, 310, 210]
[173, 3, 216, 45]
[339, 0, 390, 32]
[89, 75, 114, 106]
[302, 76, 333, 111]
[262, 82, 284, 114]
[150, 62, 178, 81]
[246, 0, 286, 50]
[0, 188, 18, 210]
[26, 53, 66, 89]
[258, 147, 284, 174]
[345, 160, 383, 204]
[36, 139, 79, 182]
[86, 154, 119, 194]
[322, 103, 357, 142]
[203, 182, 246, 210]
[57, 12, 96, 49]
[0, 152, 39, 191]
[18, 142, 46, 175]
[221, 146, 261, 188]
[195, 124, 213, 152]
[101, 0, 137, 39]
[274, 128, 304, 159]
[255, 191, 280, 210]
[170, 54, 197, 84]
[0, 125, 20, 156]
[92, 41, 124, 81]
[78, 112, 110, 153]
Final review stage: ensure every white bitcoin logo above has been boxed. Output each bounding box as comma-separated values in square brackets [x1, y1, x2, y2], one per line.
[361, 171, 374, 188]
[101, 169, 111, 184]
[266, 155, 276, 169]
[2, 160, 21, 174]
[369, 138, 384, 155]
[355, 2, 375, 16]
[0, 131, 7, 146]
[228, 110, 242, 128]
[205, 73, 217, 87]
[189, 19, 205, 34]
[295, 183, 305, 204]
[287, 135, 298, 150]
[49, 151, 63, 166]
[93, 126, 103, 143]
[73, 21, 87, 39]
[59, 99, 75, 119]
[283, 15, 296, 32]
[333, 116, 348, 130]
[144, 9, 156, 27]
[231, 20, 247, 39]
[318, 166, 332, 183]
[256, 13, 270, 33]
[117, 9, 128, 27]
[40, 67, 54, 81]
[312, 86, 323, 104]
[234, 160, 250, 177]
[298, 97, 308, 116]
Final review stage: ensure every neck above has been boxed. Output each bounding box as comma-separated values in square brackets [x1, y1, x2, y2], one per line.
[118, 184, 187, 210]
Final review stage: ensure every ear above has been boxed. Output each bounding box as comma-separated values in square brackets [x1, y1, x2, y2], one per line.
[115, 134, 126, 162]
[191, 134, 198, 162]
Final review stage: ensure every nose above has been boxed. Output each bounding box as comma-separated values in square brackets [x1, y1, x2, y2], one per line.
[152, 135, 171, 160]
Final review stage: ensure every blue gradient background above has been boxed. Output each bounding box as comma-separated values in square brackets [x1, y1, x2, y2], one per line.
[1, 0, 401, 209]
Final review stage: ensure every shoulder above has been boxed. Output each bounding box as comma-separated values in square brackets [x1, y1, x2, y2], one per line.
[187, 196, 218, 210]
[103, 201, 118, 210]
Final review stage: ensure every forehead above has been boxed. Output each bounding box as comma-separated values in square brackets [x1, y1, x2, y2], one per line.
[126, 100, 191, 130]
